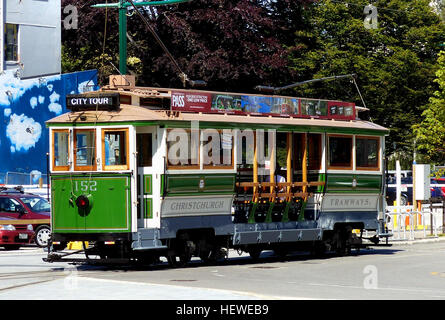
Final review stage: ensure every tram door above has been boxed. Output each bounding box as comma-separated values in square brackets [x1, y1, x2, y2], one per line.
[136, 127, 161, 229]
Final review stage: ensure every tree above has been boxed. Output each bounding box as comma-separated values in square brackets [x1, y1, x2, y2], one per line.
[60, 0, 444, 162]
[413, 50, 445, 165]
[61, 0, 300, 91]
[431, 0, 445, 21]
[283, 0, 444, 158]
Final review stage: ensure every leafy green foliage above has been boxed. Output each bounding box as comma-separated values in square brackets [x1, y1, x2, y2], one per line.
[284, 0, 444, 157]
[413, 51, 445, 164]
[60, 0, 444, 160]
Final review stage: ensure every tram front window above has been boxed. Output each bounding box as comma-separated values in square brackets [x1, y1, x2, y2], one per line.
[53, 130, 70, 170]
[74, 129, 96, 171]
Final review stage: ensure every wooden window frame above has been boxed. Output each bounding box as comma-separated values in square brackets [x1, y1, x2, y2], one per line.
[355, 135, 380, 171]
[101, 128, 130, 171]
[327, 134, 353, 170]
[166, 128, 200, 170]
[203, 129, 235, 170]
[52, 129, 70, 171]
[74, 129, 97, 171]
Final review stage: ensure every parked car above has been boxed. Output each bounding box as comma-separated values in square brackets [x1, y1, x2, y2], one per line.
[386, 175, 445, 205]
[386, 177, 413, 206]
[0, 217, 34, 250]
[0, 186, 51, 247]
[430, 177, 445, 201]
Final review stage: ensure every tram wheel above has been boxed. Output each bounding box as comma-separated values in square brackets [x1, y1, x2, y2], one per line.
[247, 247, 262, 260]
[167, 253, 191, 267]
[332, 227, 352, 256]
[167, 239, 193, 267]
[273, 247, 289, 258]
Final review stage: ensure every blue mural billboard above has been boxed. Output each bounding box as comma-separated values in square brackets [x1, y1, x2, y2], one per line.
[0, 70, 98, 183]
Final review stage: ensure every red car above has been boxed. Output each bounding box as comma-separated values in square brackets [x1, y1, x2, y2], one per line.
[0, 217, 35, 250]
[0, 187, 51, 247]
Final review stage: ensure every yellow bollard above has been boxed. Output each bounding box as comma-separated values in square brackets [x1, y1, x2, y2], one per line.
[67, 241, 88, 250]
[393, 200, 398, 228]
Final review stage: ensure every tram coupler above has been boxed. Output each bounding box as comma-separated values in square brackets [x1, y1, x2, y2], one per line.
[363, 234, 393, 247]
[43, 248, 85, 263]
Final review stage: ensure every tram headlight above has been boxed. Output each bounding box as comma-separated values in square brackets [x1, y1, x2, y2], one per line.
[75, 194, 93, 210]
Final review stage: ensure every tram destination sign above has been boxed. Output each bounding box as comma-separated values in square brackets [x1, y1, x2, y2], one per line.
[66, 93, 120, 112]
[170, 90, 355, 120]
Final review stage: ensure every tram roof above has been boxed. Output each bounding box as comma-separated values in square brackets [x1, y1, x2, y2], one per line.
[47, 101, 389, 135]
[47, 79, 388, 135]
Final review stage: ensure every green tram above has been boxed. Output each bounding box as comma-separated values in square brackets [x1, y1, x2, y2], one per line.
[45, 77, 391, 265]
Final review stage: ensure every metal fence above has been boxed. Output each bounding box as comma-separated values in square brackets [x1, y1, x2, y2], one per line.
[386, 202, 445, 240]
[0, 171, 48, 186]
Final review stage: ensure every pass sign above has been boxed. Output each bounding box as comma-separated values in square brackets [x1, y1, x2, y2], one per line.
[66, 93, 120, 111]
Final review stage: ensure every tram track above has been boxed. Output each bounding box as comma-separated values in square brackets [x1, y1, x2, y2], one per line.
[0, 267, 107, 293]
[0, 278, 57, 292]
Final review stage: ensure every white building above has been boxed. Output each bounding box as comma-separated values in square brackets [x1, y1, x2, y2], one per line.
[0, 0, 61, 79]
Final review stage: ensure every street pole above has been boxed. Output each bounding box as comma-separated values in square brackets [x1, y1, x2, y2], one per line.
[119, 0, 127, 75]
[92, 0, 193, 75]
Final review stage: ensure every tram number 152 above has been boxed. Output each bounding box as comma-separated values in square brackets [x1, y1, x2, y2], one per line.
[74, 180, 97, 192]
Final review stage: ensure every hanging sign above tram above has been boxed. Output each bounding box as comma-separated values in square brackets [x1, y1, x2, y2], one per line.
[66, 93, 120, 112]
[170, 90, 355, 120]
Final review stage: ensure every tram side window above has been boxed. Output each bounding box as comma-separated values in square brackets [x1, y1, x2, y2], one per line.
[53, 130, 70, 171]
[102, 129, 129, 170]
[74, 129, 96, 171]
[356, 136, 379, 169]
[202, 130, 234, 169]
[328, 135, 352, 169]
[166, 129, 199, 169]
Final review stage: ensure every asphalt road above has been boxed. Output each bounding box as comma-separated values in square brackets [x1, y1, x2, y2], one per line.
[1, 240, 445, 301]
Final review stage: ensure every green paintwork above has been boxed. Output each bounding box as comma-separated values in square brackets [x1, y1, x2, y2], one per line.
[325, 173, 382, 193]
[281, 202, 292, 223]
[164, 173, 235, 196]
[144, 175, 152, 195]
[119, 1, 127, 75]
[248, 202, 258, 224]
[51, 174, 131, 233]
[265, 202, 274, 223]
[144, 198, 153, 219]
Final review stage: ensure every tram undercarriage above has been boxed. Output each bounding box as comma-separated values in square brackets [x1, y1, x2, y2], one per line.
[44, 219, 391, 266]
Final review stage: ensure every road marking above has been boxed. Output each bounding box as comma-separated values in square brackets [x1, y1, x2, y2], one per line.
[307, 282, 445, 297]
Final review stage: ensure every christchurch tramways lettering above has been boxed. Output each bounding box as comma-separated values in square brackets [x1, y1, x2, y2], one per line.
[170, 200, 225, 211]
[330, 198, 371, 207]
